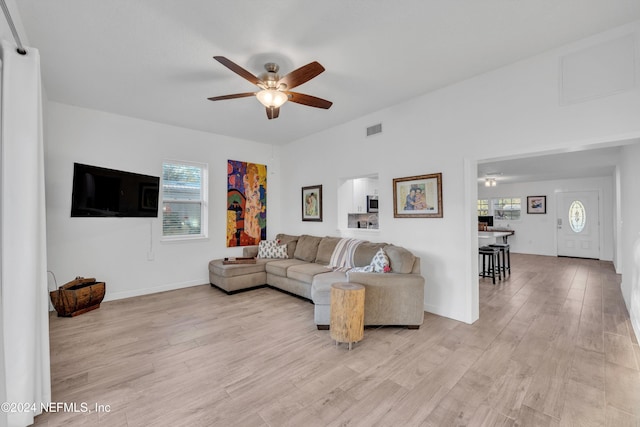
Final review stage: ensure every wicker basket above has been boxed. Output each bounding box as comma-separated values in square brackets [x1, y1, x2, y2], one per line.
[50, 277, 105, 317]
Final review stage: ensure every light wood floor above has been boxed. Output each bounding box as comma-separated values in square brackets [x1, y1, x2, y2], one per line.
[35, 254, 640, 426]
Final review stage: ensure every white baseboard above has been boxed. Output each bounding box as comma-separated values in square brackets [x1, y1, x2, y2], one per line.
[424, 303, 470, 324]
[49, 278, 209, 311]
[103, 278, 208, 302]
[632, 317, 640, 346]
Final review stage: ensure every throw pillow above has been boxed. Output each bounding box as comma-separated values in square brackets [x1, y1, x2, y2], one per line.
[370, 248, 391, 273]
[346, 265, 374, 281]
[257, 240, 288, 259]
[348, 265, 374, 273]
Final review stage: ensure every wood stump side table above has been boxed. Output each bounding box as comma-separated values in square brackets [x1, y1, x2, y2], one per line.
[330, 282, 365, 350]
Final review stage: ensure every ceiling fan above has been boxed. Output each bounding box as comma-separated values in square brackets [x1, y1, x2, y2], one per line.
[208, 56, 333, 120]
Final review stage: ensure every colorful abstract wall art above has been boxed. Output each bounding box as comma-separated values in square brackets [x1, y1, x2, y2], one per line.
[227, 160, 267, 247]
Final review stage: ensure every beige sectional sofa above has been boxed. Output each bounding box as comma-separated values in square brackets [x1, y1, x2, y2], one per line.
[208, 233, 425, 329]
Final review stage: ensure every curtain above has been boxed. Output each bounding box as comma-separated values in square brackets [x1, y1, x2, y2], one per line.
[0, 41, 51, 427]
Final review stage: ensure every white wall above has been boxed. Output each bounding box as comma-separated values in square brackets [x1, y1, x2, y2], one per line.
[281, 21, 640, 323]
[620, 143, 640, 342]
[478, 176, 615, 260]
[44, 102, 281, 301]
[41, 21, 640, 327]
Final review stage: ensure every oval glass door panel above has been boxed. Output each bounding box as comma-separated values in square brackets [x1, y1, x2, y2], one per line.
[569, 200, 586, 233]
[558, 191, 599, 259]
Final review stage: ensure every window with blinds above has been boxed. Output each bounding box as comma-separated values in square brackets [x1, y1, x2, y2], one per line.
[162, 161, 207, 239]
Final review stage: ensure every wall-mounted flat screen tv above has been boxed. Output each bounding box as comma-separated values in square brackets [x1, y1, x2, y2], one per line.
[71, 163, 159, 217]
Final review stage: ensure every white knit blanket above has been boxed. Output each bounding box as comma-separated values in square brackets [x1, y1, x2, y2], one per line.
[327, 238, 364, 272]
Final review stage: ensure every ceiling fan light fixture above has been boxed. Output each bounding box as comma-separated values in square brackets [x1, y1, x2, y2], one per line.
[256, 89, 288, 108]
[209, 57, 331, 119]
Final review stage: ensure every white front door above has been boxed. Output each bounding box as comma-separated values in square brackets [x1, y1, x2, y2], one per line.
[557, 191, 600, 259]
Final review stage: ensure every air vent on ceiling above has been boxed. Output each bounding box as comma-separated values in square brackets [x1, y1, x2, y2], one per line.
[366, 123, 382, 137]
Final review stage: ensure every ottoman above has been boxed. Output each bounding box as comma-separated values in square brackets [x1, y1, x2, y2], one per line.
[208, 259, 267, 294]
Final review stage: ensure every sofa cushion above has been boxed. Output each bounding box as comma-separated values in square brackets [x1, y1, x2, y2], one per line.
[242, 245, 259, 258]
[310, 271, 350, 305]
[293, 235, 323, 262]
[265, 259, 307, 277]
[353, 242, 387, 267]
[287, 263, 331, 283]
[257, 240, 288, 259]
[384, 245, 416, 274]
[276, 233, 299, 259]
[315, 237, 342, 265]
[276, 233, 299, 242]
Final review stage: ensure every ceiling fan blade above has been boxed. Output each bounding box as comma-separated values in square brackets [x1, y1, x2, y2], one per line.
[213, 56, 263, 86]
[286, 92, 333, 109]
[265, 107, 280, 120]
[278, 61, 325, 90]
[207, 92, 256, 101]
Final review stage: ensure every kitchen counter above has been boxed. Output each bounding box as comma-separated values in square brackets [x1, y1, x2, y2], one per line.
[348, 212, 378, 229]
[478, 230, 514, 243]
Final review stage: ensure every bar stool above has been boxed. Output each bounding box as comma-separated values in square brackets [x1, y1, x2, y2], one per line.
[489, 243, 511, 276]
[479, 246, 502, 284]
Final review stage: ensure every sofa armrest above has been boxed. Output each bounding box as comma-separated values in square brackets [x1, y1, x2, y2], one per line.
[243, 246, 259, 258]
[347, 272, 425, 325]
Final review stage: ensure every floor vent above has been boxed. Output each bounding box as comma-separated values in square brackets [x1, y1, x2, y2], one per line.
[366, 123, 382, 137]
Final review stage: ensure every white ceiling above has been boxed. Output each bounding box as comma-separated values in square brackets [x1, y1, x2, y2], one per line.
[477, 145, 633, 185]
[11, 1, 640, 145]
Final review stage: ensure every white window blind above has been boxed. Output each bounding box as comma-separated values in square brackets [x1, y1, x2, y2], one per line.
[162, 161, 207, 238]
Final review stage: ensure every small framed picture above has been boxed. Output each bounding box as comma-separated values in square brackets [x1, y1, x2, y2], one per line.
[302, 185, 322, 221]
[393, 173, 443, 218]
[527, 196, 546, 214]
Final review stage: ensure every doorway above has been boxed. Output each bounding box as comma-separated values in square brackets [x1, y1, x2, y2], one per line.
[556, 190, 600, 259]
